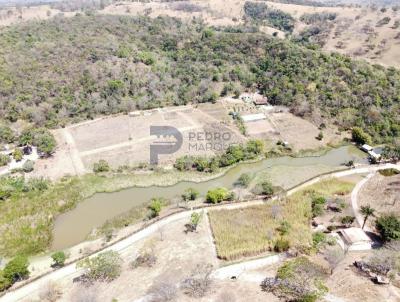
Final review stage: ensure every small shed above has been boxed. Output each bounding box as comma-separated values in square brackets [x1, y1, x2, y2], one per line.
[361, 144, 373, 152]
[241, 113, 266, 122]
[338, 227, 372, 251]
[253, 95, 269, 106]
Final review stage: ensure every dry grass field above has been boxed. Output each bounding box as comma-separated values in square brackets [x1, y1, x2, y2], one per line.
[208, 178, 354, 261]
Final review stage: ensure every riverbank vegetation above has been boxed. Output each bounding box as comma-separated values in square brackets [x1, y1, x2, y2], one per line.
[174, 139, 264, 172]
[0, 169, 224, 257]
[0, 15, 399, 146]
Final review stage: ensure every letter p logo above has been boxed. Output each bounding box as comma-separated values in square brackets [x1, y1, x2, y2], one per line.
[150, 126, 183, 165]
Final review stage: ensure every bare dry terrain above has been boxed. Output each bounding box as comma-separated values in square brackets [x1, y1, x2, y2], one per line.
[358, 172, 400, 229]
[2, 0, 399, 68]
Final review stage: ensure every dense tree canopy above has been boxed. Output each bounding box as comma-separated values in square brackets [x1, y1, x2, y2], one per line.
[0, 14, 398, 144]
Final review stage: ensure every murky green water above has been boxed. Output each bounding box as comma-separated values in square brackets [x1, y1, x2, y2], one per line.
[52, 145, 367, 250]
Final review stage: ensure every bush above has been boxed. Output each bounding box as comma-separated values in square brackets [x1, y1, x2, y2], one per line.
[0, 271, 12, 292]
[274, 238, 290, 252]
[3, 255, 30, 283]
[206, 187, 229, 204]
[182, 188, 199, 202]
[235, 173, 251, 187]
[0, 125, 15, 144]
[13, 148, 23, 161]
[341, 215, 355, 227]
[22, 160, 35, 173]
[351, 127, 372, 145]
[51, 251, 67, 268]
[376, 215, 400, 242]
[93, 160, 110, 173]
[149, 198, 163, 217]
[312, 196, 326, 217]
[262, 257, 328, 302]
[0, 154, 10, 167]
[19, 128, 56, 156]
[261, 181, 274, 196]
[77, 251, 122, 282]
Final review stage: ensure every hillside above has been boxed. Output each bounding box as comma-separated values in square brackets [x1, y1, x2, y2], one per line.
[0, 14, 399, 144]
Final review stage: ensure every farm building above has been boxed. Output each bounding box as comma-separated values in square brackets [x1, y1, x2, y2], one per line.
[338, 227, 373, 251]
[361, 144, 373, 152]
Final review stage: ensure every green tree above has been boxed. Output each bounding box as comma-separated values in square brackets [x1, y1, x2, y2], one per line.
[0, 271, 12, 292]
[0, 125, 15, 144]
[3, 255, 29, 283]
[376, 215, 400, 242]
[236, 173, 251, 187]
[261, 181, 274, 196]
[352, 127, 372, 145]
[51, 251, 67, 268]
[206, 187, 229, 204]
[149, 198, 163, 217]
[189, 212, 202, 232]
[360, 205, 375, 230]
[245, 139, 264, 156]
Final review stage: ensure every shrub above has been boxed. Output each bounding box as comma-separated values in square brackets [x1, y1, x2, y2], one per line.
[77, 251, 122, 282]
[182, 188, 199, 202]
[206, 187, 229, 204]
[185, 212, 203, 233]
[19, 128, 56, 156]
[131, 251, 157, 268]
[13, 148, 23, 161]
[3, 255, 30, 283]
[351, 127, 372, 145]
[312, 196, 326, 217]
[0, 271, 12, 292]
[51, 251, 67, 268]
[262, 257, 328, 302]
[149, 198, 163, 217]
[273, 238, 290, 252]
[261, 181, 274, 196]
[39, 282, 62, 301]
[376, 215, 400, 242]
[235, 173, 251, 187]
[22, 160, 35, 173]
[0, 125, 15, 144]
[312, 231, 327, 248]
[341, 215, 355, 227]
[0, 154, 10, 167]
[93, 160, 110, 173]
[181, 264, 213, 298]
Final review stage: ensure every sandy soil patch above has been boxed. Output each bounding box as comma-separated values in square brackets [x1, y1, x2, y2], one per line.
[358, 172, 400, 228]
[325, 251, 400, 302]
[269, 112, 344, 151]
[24, 213, 217, 302]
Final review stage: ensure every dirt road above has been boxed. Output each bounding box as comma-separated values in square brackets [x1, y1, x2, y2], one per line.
[2, 163, 399, 302]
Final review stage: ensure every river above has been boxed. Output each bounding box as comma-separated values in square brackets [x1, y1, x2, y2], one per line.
[52, 145, 367, 250]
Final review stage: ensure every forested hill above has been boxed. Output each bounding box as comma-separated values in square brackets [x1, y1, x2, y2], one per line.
[0, 14, 399, 144]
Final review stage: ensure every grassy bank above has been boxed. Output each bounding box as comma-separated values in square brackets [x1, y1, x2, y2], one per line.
[208, 178, 354, 261]
[0, 169, 225, 258]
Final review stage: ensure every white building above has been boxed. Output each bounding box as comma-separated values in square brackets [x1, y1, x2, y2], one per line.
[338, 227, 373, 251]
[241, 113, 266, 122]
